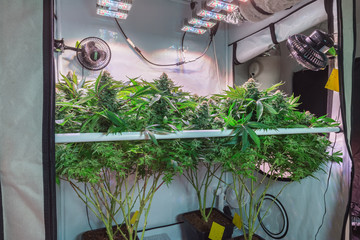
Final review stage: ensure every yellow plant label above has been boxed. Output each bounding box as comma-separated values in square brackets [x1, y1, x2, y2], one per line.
[233, 212, 243, 230]
[75, 41, 81, 49]
[325, 68, 339, 92]
[208, 221, 225, 240]
[130, 211, 139, 225]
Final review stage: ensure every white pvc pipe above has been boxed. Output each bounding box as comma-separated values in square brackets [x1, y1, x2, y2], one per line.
[55, 127, 340, 144]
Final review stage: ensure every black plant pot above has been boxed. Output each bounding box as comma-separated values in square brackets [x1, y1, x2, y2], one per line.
[81, 225, 139, 240]
[232, 234, 266, 240]
[182, 208, 234, 240]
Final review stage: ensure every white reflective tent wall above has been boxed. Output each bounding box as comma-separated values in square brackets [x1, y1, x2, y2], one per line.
[230, 0, 352, 239]
[55, 0, 352, 240]
[55, 0, 233, 239]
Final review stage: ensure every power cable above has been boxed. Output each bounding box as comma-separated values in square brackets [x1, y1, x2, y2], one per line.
[212, 37, 221, 88]
[314, 107, 341, 240]
[115, 18, 214, 67]
[137, 221, 184, 233]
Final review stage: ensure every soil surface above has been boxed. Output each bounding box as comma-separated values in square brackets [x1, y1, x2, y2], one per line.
[232, 235, 264, 240]
[183, 208, 232, 232]
[82, 225, 138, 240]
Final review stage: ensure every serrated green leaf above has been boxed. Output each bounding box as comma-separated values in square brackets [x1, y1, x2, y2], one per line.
[263, 102, 278, 114]
[72, 72, 78, 85]
[146, 130, 158, 145]
[241, 129, 249, 151]
[243, 111, 253, 123]
[77, 96, 94, 105]
[245, 126, 260, 148]
[162, 96, 179, 112]
[264, 82, 283, 93]
[104, 110, 125, 127]
[256, 100, 264, 121]
[149, 94, 162, 106]
[95, 71, 102, 93]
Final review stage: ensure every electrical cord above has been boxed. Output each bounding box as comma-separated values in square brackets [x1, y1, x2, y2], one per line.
[180, 31, 213, 63]
[212, 37, 221, 87]
[137, 221, 184, 233]
[314, 107, 341, 240]
[115, 18, 214, 67]
[314, 162, 334, 240]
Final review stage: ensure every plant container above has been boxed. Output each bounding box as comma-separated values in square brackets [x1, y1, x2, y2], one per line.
[182, 208, 234, 240]
[82, 225, 139, 240]
[232, 234, 266, 240]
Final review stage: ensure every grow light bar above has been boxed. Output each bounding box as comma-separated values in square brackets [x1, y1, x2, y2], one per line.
[55, 127, 340, 144]
[188, 18, 216, 28]
[96, 7, 128, 19]
[181, 25, 207, 34]
[197, 9, 226, 21]
[96, 0, 132, 11]
[207, 0, 238, 13]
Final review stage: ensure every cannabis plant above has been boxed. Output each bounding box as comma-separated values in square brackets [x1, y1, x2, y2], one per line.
[56, 140, 180, 240]
[175, 97, 231, 223]
[221, 79, 342, 240]
[56, 72, 185, 240]
[55, 72, 341, 240]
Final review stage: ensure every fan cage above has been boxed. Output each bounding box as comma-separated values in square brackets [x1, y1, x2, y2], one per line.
[76, 37, 111, 71]
[287, 34, 328, 71]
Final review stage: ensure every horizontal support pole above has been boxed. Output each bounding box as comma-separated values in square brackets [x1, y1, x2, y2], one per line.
[55, 127, 341, 144]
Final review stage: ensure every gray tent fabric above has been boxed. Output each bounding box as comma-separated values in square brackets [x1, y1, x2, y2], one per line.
[42, 0, 57, 239]
[351, 58, 360, 239]
[0, 0, 55, 239]
[337, 0, 357, 238]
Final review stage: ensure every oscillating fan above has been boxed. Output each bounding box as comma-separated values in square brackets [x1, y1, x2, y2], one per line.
[286, 30, 334, 71]
[54, 37, 111, 71]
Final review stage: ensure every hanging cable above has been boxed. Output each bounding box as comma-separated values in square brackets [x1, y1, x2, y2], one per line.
[314, 107, 341, 240]
[115, 18, 214, 67]
[212, 37, 221, 88]
[180, 31, 214, 64]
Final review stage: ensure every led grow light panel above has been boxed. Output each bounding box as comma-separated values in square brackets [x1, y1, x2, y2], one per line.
[181, 25, 207, 34]
[97, 0, 132, 11]
[96, 8, 128, 19]
[188, 18, 216, 28]
[197, 9, 226, 21]
[207, 0, 238, 12]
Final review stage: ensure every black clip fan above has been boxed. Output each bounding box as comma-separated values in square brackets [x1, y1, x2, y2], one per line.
[286, 30, 334, 71]
[54, 37, 111, 71]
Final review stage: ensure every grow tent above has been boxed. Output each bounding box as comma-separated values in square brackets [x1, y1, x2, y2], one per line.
[0, 0, 357, 240]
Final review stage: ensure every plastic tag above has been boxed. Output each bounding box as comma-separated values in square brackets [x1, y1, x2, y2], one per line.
[233, 212, 243, 230]
[130, 211, 139, 225]
[208, 221, 225, 240]
[327, 47, 337, 56]
[75, 41, 81, 49]
[325, 68, 339, 92]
